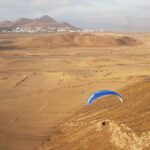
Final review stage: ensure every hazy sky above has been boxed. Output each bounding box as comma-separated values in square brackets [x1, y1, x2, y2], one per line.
[0, 0, 150, 28]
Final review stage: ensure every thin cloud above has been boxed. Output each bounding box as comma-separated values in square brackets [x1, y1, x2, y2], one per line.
[0, 0, 150, 29]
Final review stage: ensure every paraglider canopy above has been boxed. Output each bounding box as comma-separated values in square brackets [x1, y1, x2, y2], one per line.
[87, 90, 123, 105]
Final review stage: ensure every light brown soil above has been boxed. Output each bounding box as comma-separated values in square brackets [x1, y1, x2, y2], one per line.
[11, 32, 140, 48]
[0, 32, 149, 150]
[42, 82, 150, 150]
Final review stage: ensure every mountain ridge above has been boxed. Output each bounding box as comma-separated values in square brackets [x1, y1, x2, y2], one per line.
[0, 15, 80, 32]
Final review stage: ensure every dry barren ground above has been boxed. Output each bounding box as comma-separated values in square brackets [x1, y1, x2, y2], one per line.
[0, 32, 149, 150]
[42, 82, 150, 150]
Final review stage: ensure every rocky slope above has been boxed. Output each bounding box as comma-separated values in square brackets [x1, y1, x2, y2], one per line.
[41, 81, 150, 150]
[15, 33, 139, 48]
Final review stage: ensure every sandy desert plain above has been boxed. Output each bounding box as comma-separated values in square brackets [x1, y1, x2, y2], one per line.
[0, 32, 149, 150]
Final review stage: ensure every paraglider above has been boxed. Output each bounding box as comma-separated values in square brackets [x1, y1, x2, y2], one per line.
[87, 90, 123, 105]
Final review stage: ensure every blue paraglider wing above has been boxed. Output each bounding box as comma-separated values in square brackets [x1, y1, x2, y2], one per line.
[87, 90, 123, 105]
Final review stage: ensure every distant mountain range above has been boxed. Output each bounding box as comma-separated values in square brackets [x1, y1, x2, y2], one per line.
[84, 17, 150, 32]
[1, 16, 150, 32]
[0, 15, 81, 33]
